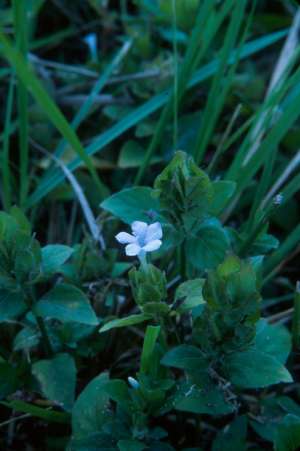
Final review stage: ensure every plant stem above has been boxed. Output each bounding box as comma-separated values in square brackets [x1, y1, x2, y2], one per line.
[32, 307, 53, 357]
[24, 288, 53, 357]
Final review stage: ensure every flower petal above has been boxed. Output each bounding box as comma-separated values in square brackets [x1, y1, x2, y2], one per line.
[145, 222, 162, 242]
[125, 243, 141, 256]
[131, 221, 148, 237]
[115, 232, 136, 244]
[142, 239, 162, 252]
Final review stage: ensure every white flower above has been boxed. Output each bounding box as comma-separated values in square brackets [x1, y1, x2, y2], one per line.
[128, 376, 140, 389]
[115, 221, 163, 257]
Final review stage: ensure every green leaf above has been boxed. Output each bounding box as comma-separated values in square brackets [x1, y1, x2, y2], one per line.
[104, 379, 131, 410]
[186, 219, 230, 270]
[13, 325, 39, 351]
[209, 181, 236, 216]
[2, 399, 70, 423]
[71, 372, 111, 439]
[223, 350, 292, 388]
[32, 353, 76, 411]
[274, 415, 300, 451]
[254, 320, 291, 364]
[36, 283, 98, 325]
[118, 140, 161, 169]
[161, 345, 208, 371]
[100, 187, 162, 225]
[118, 440, 145, 451]
[0, 361, 19, 399]
[173, 373, 234, 416]
[41, 245, 74, 275]
[174, 279, 205, 312]
[0, 290, 27, 321]
[140, 325, 161, 374]
[99, 314, 151, 333]
[212, 416, 247, 451]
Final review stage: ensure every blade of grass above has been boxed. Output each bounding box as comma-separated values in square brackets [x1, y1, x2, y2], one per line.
[263, 223, 300, 278]
[0, 28, 107, 200]
[276, 171, 300, 206]
[243, 8, 300, 167]
[225, 56, 300, 199]
[36, 39, 131, 199]
[261, 150, 300, 209]
[207, 104, 242, 175]
[1, 77, 14, 211]
[244, 13, 300, 228]
[193, 0, 249, 164]
[171, 0, 178, 149]
[55, 40, 132, 159]
[225, 48, 300, 184]
[134, 0, 237, 185]
[25, 29, 288, 208]
[12, 0, 29, 207]
[30, 139, 105, 250]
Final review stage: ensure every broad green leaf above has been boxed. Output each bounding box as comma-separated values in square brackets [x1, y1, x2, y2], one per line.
[212, 416, 247, 451]
[13, 325, 39, 351]
[223, 350, 292, 388]
[41, 244, 74, 275]
[100, 187, 162, 225]
[274, 415, 300, 451]
[32, 353, 76, 411]
[186, 219, 230, 270]
[174, 279, 205, 312]
[36, 283, 98, 325]
[72, 372, 110, 439]
[104, 379, 131, 410]
[174, 373, 234, 416]
[0, 290, 27, 321]
[254, 320, 291, 364]
[161, 345, 207, 371]
[209, 181, 236, 216]
[99, 314, 151, 333]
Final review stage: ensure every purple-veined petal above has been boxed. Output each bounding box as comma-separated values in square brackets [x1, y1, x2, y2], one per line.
[125, 243, 141, 256]
[115, 232, 136, 244]
[142, 239, 162, 252]
[131, 221, 148, 237]
[145, 222, 162, 242]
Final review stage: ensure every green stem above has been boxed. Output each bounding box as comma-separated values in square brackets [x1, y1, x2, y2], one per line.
[32, 308, 53, 357]
[24, 288, 53, 357]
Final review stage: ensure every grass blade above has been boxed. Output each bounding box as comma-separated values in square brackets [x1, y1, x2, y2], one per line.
[193, 0, 248, 164]
[1, 77, 14, 211]
[12, 0, 29, 207]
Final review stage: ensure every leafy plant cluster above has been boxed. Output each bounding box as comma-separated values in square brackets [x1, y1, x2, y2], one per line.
[0, 151, 297, 450]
